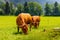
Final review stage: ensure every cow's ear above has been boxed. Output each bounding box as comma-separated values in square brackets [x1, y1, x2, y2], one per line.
[32, 18, 34, 22]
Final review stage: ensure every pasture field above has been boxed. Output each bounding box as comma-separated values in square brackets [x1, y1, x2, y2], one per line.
[0, 16, 60, 40]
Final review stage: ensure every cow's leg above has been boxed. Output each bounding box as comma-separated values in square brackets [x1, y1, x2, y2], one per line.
[17, 26, 19, 32]
[30, 23, 32, 31]
[38, 22, 40, 28]
[35, 22, 40, 28]
[34, 23, 37, 28]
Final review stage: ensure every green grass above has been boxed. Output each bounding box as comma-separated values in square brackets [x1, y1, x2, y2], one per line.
[0, 16, 60, 40]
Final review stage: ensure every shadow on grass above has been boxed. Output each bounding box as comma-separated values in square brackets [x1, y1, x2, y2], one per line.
[13, 31, 28, 35]
[13, 32, 23, 35]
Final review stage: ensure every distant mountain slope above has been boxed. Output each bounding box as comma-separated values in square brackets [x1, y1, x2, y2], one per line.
[0, 0, 60, 7]
[8, 0, 60, 5]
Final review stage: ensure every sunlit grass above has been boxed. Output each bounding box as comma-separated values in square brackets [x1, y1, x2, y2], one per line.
[0, 16, 60, 40]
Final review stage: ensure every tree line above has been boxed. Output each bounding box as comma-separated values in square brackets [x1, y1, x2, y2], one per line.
[0, 1, 60, 16]
[45, 2, 60, 16]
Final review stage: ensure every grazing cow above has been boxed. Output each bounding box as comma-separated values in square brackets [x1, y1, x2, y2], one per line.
[16, 13, 32, 34]
[31, 16, 40, 28]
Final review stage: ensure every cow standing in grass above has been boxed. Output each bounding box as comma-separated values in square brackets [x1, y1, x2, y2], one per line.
[16, 13, 32, 34]
[31, 16, 40, 28]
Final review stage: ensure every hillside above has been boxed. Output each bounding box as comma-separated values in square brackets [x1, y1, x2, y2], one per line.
[7, 0, 60, 7]
[0, 0, 60, 6]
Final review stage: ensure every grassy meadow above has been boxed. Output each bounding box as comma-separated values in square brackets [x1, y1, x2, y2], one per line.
[0, 16, 60, 40]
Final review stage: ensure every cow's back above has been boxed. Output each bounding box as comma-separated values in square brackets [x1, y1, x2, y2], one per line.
[21, 13, 32, 24]
[32, 16, 40, 22]
[16, 13, 32, 26]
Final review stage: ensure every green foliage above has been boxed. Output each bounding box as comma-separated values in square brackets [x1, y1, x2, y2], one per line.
[4, 1, 10, 15]
[0, 9, 4, 15]
[15, 4, 23, 16]
[45, 2, 52, 16]
[1, 1, 60, 16]
[0, 3, 5, 15]
[28, 2, 42, 16]
[44, 2, 60, 16]
[15, 2, 42, 16]
[0, 2, 43, 16]
[0, 3, 5, 10]
[53, 1, 60, 16]
[9, 2, 14, 15]
[24, 2, 29, 13]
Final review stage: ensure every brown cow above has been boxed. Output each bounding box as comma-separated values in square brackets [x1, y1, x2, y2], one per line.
[31, 16, 40, 28]
[16, 13, 32, 34]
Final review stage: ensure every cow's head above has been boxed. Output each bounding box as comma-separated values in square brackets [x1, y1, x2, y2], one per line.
[21, 23, 28, 34]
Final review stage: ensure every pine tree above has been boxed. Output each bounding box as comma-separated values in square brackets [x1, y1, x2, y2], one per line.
[4, 1, 10, 15]
[24, 2, 29, 13]
[45, 2, 51, 16]
[53, 1, 60, 16]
